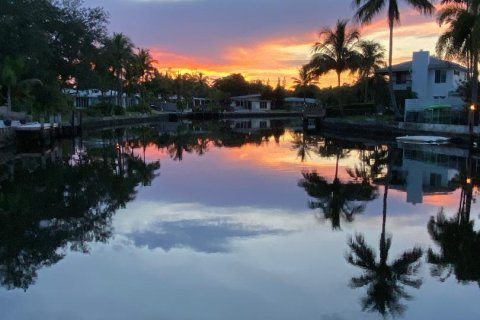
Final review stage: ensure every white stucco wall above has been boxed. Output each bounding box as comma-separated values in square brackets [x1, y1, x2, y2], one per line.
[411, 51, 430, 100]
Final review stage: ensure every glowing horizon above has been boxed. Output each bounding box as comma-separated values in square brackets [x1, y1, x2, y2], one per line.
[86, 0, 451, 88]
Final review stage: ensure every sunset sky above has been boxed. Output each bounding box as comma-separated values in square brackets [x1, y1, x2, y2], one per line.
[85, 0, 446, 87]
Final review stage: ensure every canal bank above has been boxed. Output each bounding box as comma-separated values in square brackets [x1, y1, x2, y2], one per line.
[320, 118, 478, 144]
[82, 113, 169, 130]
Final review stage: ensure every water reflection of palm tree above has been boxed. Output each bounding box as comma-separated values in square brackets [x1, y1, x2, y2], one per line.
[290, 131, 319, 162]
[298, 138, 378, 229]
[346, 149, 423, 317]
[347, 145, 389, 184]
[299, 171, 378, 229]
[318, 137, 351, 180]
[427, 150, 480, 285]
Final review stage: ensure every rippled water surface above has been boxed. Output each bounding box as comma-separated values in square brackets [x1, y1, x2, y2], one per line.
[1, 119, 479, 319]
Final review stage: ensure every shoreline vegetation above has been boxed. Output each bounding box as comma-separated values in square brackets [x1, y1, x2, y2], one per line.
[1, 0, 479, 140]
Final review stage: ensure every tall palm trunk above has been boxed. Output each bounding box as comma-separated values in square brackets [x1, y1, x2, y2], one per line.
[303, 86, 307, 106]
[334, 151, 340, 180]
[380, 146, 391, 263]
[337, 71, 341, 87]
[471, 50, 478, 104]
[364, 78, 369, 102]
[388, 21, 399, 117]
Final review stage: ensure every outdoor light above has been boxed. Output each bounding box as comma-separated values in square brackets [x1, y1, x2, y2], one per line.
[467, 177, 472, 184]
[470, 104, 476, 111]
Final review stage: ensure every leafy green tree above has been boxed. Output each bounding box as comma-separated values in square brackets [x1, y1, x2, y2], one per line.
[0, 0, 108, 114]
[272, 80, 287, 109]
[353, 0, 435, 116]
[213, 73, 251, 97]
[310, 19, 360, 87]
[51, 0, 109, 88]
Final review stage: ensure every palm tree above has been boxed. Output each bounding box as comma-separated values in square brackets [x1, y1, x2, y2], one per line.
[132, 48, 157, 99]
[356, 41, 386, 102]
[310, 19, 360, 87]
[292, 64, 318, 106]
[436, 0, 480, 104]
[0, 56, 42, 114]
[104, 33, 134, 106]
[346, 149, 423, 317]
[135, 48, 156, 83]
[353, 0, 435, 116]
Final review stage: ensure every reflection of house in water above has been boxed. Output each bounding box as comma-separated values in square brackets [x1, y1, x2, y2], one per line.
[391, 144, 479, 204]
[229, 119, 271, 132]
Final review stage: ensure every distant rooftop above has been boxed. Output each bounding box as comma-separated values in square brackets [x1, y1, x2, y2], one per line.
[230, 94, 262, 100]
[285, 97, 317, 104]
[377, 56, 467, 74]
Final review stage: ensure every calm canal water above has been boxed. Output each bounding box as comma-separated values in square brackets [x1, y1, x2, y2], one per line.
[1, 118, 479, 319]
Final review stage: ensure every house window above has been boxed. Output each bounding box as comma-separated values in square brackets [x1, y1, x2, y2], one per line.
[454, 70, 460, 76]
[395, 72, 408, 84]
[260, 101, 267, 109]
[435, 70, 447, 83]
[259, 121, 267, 128]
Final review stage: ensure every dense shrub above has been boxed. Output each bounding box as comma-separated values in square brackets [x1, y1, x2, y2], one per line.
[113, 105, 126, 116]
[82, 102, 116, 117]
[126, 104, 152, 114]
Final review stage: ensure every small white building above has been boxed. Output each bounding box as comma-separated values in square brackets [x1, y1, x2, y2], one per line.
[230, 94, 271, 112]
[377, 50, 468, 118]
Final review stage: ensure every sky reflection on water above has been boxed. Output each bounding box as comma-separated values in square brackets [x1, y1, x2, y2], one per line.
[1, 119, 479, 320]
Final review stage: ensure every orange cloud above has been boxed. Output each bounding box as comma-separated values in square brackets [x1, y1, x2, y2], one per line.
[147, 9, 448, 88]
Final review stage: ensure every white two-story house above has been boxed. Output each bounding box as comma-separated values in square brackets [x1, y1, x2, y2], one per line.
[377, 50, 468, 119]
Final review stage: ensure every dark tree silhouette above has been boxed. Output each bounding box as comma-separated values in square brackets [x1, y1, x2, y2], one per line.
[427, 150, 480, 285]
[0, 139, 160, 291]
[298, 137, 378, 229]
